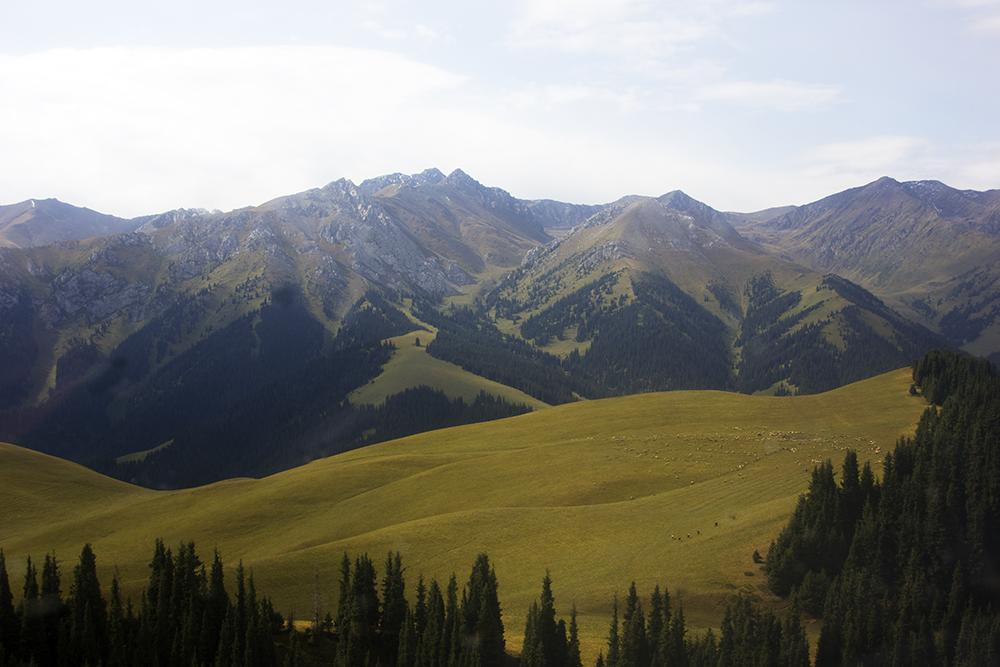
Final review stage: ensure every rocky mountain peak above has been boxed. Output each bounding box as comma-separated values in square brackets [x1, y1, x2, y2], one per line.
[445, 168, 481, 189]
[358, 168, 447, 195]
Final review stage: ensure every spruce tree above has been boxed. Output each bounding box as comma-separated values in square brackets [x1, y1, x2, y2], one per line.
[381, 552, 407, 666]
[620, 582, 648, 667]
[566, 605, 583, 667]
[233, 562, 248, 667]
[416, 579, 444, 667]
[460, 554, 505, 666]
[108, 573, 130, 667]
[666, 601, 686, 667]
[606, 596, 619, 667]
[202, 550, 229, 663]
[520, 601, 541, 667]
[217, 604, 235, 667]
[335, 553, 351, 641]
[536, 573, 560, 666]
[415, 575, 428, 638]
[397, 606, 416, 667]
[442, 575, 460, 665]
[0, 551, 16, 656]
[69, 543, 108, 666]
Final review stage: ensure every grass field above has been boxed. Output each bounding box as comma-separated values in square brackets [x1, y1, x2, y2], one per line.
[0, 368, 925, 661]
[349, 328, 550, 410]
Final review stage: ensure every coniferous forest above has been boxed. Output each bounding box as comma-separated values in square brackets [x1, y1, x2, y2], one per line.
[0, 540, 813, 667]
[766, 350, 1000, 664]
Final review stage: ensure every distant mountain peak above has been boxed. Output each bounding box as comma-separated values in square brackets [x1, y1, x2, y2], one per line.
[872, 175, 900, 186]
[418, 167, 446, 183]
[445, 168, 481, 189]
[0, 198, 134, 248]
[658, 189, 693, 202]
[358, 168, 448, 194]
[656, 190, 706, 212]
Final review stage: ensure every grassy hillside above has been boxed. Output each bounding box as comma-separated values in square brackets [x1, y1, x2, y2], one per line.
[0, 368, 924, 661]
[350, 328, 550, 410]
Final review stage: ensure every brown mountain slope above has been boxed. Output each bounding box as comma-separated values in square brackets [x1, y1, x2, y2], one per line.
[734, 177, 1000, 360]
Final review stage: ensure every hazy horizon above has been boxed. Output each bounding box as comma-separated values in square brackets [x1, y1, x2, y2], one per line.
[2, 0, 999, 217]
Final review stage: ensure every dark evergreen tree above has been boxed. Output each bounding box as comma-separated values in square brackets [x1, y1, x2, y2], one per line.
[520, 601, 541, 667]
[416, 579, 444, 667]
[414, 575, 427, 639]
[461, 554, 505, 667]
[442, 576, 460, 666]
[381, 552, 407, 666]
[0, 551, 16, 658]
[566, 605, 582, 667]
[397, 606, 416, 667]
[620, 582, 648, 667]
[520, 573, 571, 667]
[605, 596, 619, 667]
[68, 544, 108, 666]
[767, 351, 1000, 662]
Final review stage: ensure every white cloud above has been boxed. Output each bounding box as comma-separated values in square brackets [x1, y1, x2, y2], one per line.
[507, 0, 772, 66]
[797, 136, 1000, 197]
[696, 80, 842, 111]
[0, 46, 465, 215]
[505, 1, 832, 114]
[805, 136, 928, 175]
[971, 13, 1000, 30]
[931, 0, 1000, 7]
[505, 84, 643, 112]
[0, 44, 781, 214]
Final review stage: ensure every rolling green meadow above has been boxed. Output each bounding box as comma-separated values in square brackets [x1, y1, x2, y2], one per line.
[0, 368, 925, 662]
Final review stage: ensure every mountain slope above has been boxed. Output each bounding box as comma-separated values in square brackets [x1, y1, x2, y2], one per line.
[482, 191, 945, 395]
[0, 368, 925, 663]
[0, 172, 960, 488]
[734, 177, 1000, 361]
[0, 198, 138, 248]
[0, 170, 562, 486]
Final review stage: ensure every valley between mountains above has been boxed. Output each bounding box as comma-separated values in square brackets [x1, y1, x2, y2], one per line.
[2, 169, 996, 489]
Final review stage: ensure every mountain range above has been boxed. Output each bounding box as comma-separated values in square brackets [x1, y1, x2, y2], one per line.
[0, 169, 995, 487]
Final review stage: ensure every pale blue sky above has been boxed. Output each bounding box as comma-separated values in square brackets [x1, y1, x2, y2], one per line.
[1, 0, 998, 216]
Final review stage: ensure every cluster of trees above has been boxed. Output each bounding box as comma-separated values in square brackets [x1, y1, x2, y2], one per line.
[765, 350, 1000, 664]
[353, 387, 529, 446]
[416, 302, 591, 404]
[518, 574, 583, 667]
[1, 540, 822, 667]
[330, 552, 505, 667]
[422, 271, 735, 403]
[584, 584, 808, 667]
[736, 274, 940, 395]
[0, 541, 279, 667]
[332, 292, 420, 351]
[561, 275, 731, 395]
[518, 273, 623, 346]
[0, 542, 515, 667]
[429, 271, 937, 404]
[516, 572, 810, 667]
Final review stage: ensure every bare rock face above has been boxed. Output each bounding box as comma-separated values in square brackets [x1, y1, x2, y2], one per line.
[47, 268, 151, 325]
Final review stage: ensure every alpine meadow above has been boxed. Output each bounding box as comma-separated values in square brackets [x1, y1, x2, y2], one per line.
[1, 2, 999, 666]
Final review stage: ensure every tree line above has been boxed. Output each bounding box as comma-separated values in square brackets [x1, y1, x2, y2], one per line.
[519, 575, 808, 667]
[1, 540, 817, 667]
[0, 541, 278, 667]
[765, 349, 1000, 664]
